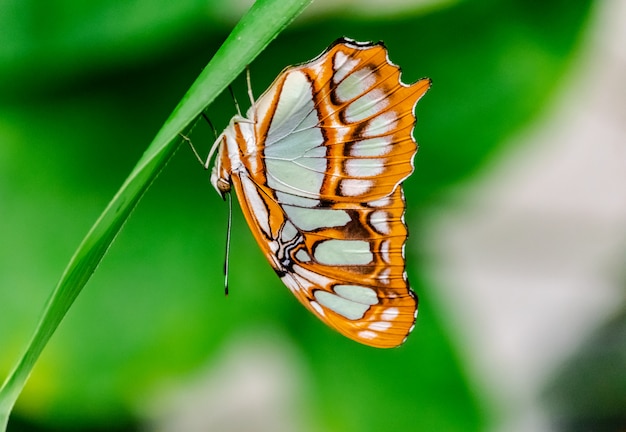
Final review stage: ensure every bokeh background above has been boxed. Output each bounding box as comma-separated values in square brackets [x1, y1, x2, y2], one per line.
[1, 0, 624, 431]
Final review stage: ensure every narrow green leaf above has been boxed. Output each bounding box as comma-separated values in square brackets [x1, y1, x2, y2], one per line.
[0, 0, 312, 429]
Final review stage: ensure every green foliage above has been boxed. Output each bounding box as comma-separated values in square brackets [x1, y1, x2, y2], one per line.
[0, 0, 592, 430]
[0, 0, 312, 429]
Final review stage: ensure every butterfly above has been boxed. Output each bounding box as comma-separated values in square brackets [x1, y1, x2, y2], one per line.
[207, 37, 430, 348]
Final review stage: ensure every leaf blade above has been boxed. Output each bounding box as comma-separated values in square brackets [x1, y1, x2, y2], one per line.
[0, 0, 312, 429]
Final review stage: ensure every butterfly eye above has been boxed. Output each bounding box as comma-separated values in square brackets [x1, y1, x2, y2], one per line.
[208, 37, 430, 348]
[217, 179, 231, 194]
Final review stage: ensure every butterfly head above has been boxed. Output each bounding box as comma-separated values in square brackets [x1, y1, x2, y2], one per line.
[210, 164, 231, 199]
[209, 137, 232, 199]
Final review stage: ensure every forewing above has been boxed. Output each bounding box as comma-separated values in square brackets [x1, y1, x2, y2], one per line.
[251, 38, 431, 203]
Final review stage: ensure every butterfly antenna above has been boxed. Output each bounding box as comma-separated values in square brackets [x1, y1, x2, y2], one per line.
[228, 86, 242, 117]
[179, 112, 221, 168]
[223, 191, 233, 296]
[202, 112, 218, 139]
[201, 112, 223, 169]
[179, 133, 205, 166]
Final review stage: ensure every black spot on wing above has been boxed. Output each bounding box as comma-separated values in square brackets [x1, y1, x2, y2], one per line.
[344, 209, 371, 239]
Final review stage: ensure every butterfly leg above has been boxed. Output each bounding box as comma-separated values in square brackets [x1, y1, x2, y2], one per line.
[179, 133, 205, 166]
[178, 110, 222, 168]
[246, 65, 255, 107]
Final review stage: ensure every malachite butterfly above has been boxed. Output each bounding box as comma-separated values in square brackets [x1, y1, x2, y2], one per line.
[207, 37, 430, 348]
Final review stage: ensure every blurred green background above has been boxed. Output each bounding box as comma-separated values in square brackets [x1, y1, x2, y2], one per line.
[4, 0, 624, 431]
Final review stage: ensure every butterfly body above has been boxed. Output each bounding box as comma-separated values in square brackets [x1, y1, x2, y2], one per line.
[210, 38, 430, 348]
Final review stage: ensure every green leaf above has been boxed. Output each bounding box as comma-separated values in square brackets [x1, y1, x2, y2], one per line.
[0, 0, 312, 429]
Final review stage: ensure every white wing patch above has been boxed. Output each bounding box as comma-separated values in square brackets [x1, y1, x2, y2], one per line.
[283, 206, 350, 231]
[332, 50, 360, 84]
[314, 290, 370, 320]
[340, 178, 374, 196]
[344, 158, 386, 177]
[313, 240, 373, 265]
[363, 112, 397, 137]
[333, 285, 378, 305]
[334, 67, 376, 103]
[344, 89, 388, 122]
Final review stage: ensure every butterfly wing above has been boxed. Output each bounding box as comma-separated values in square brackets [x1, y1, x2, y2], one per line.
[214, 38, 430, 348]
